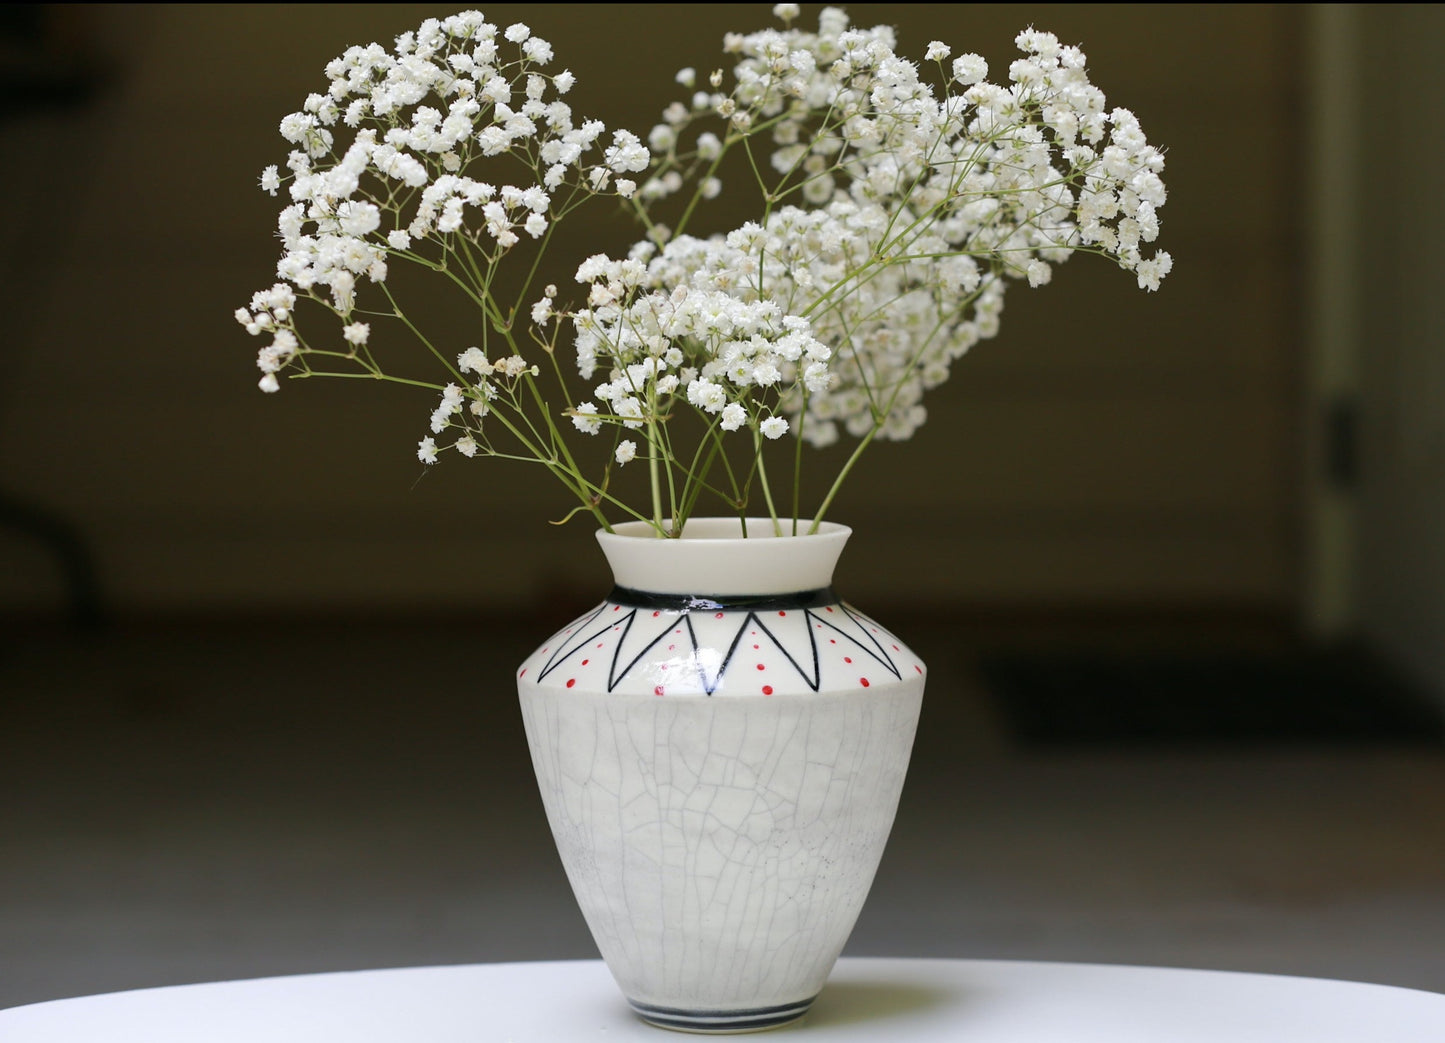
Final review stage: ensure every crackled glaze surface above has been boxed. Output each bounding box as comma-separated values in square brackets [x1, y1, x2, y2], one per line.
[517, 522, 925, 1030]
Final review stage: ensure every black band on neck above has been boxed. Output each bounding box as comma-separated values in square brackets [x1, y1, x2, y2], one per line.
[608, 586, 837, 611]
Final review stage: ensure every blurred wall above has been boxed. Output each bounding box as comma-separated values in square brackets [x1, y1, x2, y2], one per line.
[0, 4, 1304, 618]
[1353, 5, 1445, 701]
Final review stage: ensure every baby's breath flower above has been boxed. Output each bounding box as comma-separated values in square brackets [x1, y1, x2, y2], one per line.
[604, 129, 649, 173]
[522, 37, 553, 64]
[760, 416, 789, 440]
[951, 53, 987, 84]
[571, 402, 601, 434]
[239, 7, 1170, 536]
[458, 347, 492, 375]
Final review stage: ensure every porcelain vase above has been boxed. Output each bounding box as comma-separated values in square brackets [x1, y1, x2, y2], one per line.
[516, 518, 926, 1033]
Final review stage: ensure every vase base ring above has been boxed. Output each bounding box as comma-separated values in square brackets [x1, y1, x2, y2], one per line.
[627, 995, 817, 1034]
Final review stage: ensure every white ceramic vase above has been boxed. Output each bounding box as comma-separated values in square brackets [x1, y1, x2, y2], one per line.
[517, 518, 925, 1033]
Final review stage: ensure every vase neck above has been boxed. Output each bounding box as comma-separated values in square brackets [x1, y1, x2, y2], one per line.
[596, 518, 851, 598]
[608, 586, 838, 611]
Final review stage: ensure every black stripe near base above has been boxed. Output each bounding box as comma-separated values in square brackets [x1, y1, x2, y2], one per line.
[628, 995, 816, 1033]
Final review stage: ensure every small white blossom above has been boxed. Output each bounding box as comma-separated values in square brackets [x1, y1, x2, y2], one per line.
[615, 439, 637, 465]
[571, 402, 601, 434]
[458, 347, 492, 375]
[952, 53, 988, 84]
[760, 416, 789, 440]
[522, 37, 553, 64]
[604, 129, 649, 173]
[417, 437, 438, 463]
[259, 165, 281, 195]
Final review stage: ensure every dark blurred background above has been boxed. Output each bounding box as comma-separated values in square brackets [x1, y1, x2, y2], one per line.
[2, 3, 1443, 1010]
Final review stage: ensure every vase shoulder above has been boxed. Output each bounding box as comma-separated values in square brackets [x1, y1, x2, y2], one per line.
[517, 593, 924, 698]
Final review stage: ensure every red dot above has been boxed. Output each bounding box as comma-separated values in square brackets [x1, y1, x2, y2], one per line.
[613, 605, 621, 612]
[653, 611, 660, 617]
[762, 685, 773, 695]
[778, 610, 786, 617]
[519, 668, 527, 677]
[668, 644, 675, 650]
[756, 663, 765, 671]
[597, 642, 604, 648]
[566, 678, 576, 688]
[716, 612, 724, 619]
[892, 644, 900, 651]
[844, 656, 852, 663]
[581, 659, 589, 665]
[654, 685, 665, 696]
[753, 644, 760, 649]
[915, 665, 924, 674]
[860, 677, 870, 687]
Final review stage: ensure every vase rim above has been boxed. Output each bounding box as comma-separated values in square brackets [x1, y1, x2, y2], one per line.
[600, 517, 851, 541]
[596, 518, 852, 596]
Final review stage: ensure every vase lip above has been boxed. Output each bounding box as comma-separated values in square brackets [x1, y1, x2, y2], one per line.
[596, 517, 852, 596]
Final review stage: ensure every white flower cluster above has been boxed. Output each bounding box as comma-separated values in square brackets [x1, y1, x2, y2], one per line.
[235, 7, 1173, 534]
[633, 11, 1171, 444]
[566, 251, 830, 453]
[236, 9, 648, 406]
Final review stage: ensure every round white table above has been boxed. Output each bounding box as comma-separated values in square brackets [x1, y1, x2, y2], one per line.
[2, 957, 1442, 1041]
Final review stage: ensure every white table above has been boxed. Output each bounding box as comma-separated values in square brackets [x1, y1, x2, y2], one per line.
[2, 957, 1442, 1041]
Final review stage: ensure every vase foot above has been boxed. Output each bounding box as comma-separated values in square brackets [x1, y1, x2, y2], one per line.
[627, 996, 817, 1034]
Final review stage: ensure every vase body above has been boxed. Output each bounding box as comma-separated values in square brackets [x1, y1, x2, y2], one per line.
[517, 519, 925, 1033]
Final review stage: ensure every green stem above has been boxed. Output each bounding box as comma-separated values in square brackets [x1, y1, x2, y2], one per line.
[754, 428, 782, 536]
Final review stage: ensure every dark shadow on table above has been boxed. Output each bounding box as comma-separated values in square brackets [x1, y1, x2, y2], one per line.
[796, 980, 957, 1030]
